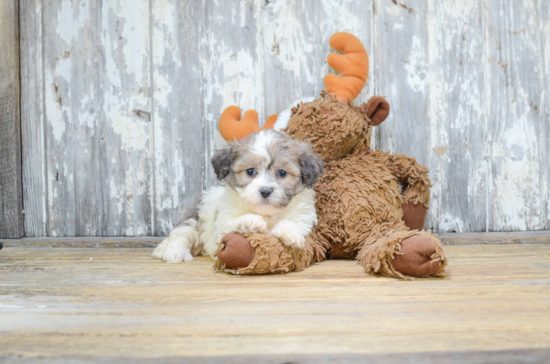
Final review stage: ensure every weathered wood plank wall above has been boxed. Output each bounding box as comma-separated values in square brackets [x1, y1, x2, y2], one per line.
[18, 0, 550, 237]
[426, 1, 487, 233]
[0, 0, 23, 238]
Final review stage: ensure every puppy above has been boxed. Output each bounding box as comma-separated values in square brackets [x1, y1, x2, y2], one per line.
[153, 129, 324, 263]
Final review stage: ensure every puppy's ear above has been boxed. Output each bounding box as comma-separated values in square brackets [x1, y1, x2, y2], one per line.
[299, 143, 324, 188]
[211, 146, 237, 181]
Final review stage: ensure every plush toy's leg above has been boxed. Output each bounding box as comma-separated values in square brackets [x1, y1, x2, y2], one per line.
[385, 153, 432, 230]
[402, 188, 428, 230]
[215, 232, 326, 274]
[357, 229, 447, 280]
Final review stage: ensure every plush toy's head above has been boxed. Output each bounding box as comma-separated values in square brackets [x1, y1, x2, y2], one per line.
[218, 32, 390, 162]
[284, 32, 390, 162]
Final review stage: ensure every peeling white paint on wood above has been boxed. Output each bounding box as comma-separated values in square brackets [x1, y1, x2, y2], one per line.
[485, 0, 546, 231]
[151, 0, 207, 235]
[20, 0, 550, 236]
[426, 0, 487, 232]
[0, 0, 23, 238]
[20, 0, 47, 237]
[541, 1, 550, 230]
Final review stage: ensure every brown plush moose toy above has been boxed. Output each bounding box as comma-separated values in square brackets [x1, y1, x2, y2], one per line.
[215, 32, 447, 279]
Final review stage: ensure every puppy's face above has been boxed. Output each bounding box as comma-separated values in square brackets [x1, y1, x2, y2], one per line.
[212, 129, 324, 217]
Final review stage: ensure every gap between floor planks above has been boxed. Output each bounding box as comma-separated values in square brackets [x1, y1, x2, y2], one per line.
[1, 230, 550, 248]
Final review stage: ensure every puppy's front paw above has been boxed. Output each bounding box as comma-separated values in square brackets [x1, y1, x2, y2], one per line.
[163, 245, 194, 263]
[272, 225, 306, 249]
[235, 214, 268, 234]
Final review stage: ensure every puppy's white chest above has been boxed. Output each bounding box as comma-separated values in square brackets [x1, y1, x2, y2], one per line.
[265, 216, 282, 230]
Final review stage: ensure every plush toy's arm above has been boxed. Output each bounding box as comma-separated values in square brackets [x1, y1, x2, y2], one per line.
[385, 153, 431, 208]
[215, 232, 327, 275]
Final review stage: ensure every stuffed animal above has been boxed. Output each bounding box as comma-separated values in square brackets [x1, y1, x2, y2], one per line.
[214, 32, 447, 279]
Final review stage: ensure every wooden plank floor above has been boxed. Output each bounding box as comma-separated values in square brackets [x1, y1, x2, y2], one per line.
[2, 230, 550, 248]
[1, 245, 550, 363]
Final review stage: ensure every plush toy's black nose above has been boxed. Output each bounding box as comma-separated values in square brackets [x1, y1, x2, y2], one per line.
[260, 187, 273, 198]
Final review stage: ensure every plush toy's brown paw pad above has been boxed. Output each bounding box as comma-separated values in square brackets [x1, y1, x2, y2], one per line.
[392, 235, 442, 276]
[217, 232, 256, 269]
[402, 202, 428, 230]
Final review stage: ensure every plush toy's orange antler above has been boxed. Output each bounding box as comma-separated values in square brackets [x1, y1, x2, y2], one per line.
[324, 32, 369, 102]
[219, 106, 277, 141]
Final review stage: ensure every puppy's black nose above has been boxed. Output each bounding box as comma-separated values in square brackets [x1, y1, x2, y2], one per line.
[260, 187, 273, 198]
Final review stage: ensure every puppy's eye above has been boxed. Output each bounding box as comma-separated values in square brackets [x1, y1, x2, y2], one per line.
[277, 170, 287, 178]
[246, 168, 256, 176]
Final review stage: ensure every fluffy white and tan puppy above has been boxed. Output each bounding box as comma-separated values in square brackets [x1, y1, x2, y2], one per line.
[153, 129, 324, 263]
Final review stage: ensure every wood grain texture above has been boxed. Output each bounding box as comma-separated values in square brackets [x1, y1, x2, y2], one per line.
[541, 1, 550, 230]
[151, 0, 206, 235]
[17, 0, 550, 235]
[1, 245, 550, 360]
[20, 0, 47, 237]
[2, 230, 550, 248]
[485, 0, 545, 231]
[427, 0, 487, 232]
[0, 0, 23, 238]
[97, 0, 153, 236]
[42, 0, 101, 236]
[1, 350, 550, 364]
[40, 0, 154, 236]
[1, 236, 163, 248]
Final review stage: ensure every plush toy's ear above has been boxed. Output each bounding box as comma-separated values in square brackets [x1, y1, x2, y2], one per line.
[219, 106, 277, 141]
[324, 32, 369, 102]
[359, 96, 390, 126]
